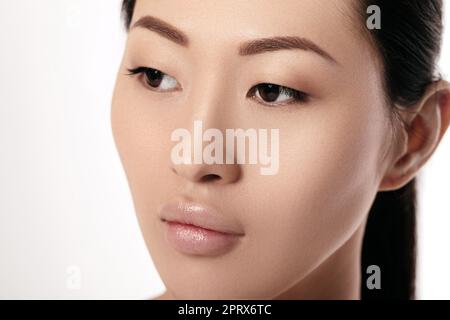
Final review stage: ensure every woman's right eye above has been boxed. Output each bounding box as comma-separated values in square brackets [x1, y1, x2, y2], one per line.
[127, 67, 180, 92]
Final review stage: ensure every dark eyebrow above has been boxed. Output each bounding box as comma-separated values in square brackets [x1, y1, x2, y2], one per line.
[238, 36, 338, 64]
[132, 15, 338, 65]
[132, 15, 189, 46]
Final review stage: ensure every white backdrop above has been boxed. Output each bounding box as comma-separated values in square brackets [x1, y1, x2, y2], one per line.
[0, 0, 449, 299]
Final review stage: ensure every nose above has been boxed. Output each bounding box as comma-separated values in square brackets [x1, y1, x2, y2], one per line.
[169, 71, 242, 185]
[170, 124, 242, 183]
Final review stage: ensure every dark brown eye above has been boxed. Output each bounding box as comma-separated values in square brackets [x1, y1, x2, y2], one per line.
[127, 67, 180, 91]
[143, 68, 163, 88]
[249, 83, 309, 106]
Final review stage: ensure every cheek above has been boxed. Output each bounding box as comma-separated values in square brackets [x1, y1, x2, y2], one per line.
[235, 100, 389, 290]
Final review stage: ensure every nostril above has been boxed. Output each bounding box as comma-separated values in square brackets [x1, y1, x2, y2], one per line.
[200, 174, 222, 183]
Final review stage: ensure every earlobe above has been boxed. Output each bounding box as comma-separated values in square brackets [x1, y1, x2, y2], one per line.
[378, 79, 450, 192]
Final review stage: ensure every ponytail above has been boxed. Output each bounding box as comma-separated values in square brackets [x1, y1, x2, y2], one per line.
[361, 178, 417, 299]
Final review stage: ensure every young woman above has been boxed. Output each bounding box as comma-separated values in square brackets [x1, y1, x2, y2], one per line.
[111, 0, 450, 299]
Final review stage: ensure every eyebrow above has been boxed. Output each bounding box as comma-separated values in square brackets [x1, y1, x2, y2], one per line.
[132, 15, 338, 64]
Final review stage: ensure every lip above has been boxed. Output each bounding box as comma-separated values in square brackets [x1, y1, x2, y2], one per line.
[158, 199, 245, 256]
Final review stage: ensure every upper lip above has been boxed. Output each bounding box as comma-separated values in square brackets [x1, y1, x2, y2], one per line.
[158, 198, 245, 236]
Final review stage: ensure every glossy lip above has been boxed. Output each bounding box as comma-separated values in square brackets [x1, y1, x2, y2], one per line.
[158, 198, 245, 256]
[158, 199, 245, 236]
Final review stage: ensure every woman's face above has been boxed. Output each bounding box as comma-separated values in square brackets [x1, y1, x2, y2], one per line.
[112, 0, 395, 299]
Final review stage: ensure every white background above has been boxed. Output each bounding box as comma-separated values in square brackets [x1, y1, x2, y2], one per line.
[0, 0, 449, 299]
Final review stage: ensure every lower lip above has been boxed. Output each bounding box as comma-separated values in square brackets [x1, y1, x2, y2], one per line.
[163, 221, 242, 256]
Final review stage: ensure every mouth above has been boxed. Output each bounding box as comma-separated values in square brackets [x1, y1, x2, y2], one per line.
[158, 199, 245, 256]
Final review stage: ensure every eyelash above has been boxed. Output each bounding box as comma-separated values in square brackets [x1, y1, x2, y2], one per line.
[126, 66, 310, 107]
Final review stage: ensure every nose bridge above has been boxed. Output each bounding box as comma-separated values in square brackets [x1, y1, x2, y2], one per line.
[189, 60, 233, 130]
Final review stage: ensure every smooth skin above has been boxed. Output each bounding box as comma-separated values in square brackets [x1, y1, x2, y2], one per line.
[111, 0, 450, 299]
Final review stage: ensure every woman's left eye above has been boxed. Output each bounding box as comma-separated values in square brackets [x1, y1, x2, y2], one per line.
[247, 83, 309, 107]
[127, 67, 180, 91]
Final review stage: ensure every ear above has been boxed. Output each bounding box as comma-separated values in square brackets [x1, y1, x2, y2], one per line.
[379, 79, 450, 191]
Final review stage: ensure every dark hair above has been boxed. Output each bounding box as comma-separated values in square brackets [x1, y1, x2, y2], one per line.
[121, 0, 135, 31]
[120, 0, 444, 299]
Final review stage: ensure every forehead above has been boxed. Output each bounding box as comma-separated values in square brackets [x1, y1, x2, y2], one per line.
[131, 0, 362, 63]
